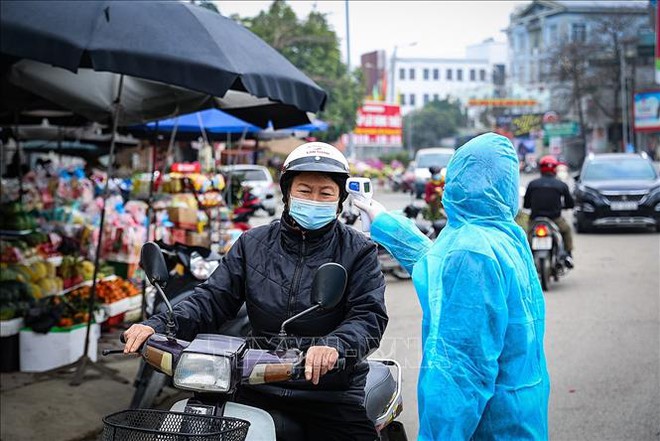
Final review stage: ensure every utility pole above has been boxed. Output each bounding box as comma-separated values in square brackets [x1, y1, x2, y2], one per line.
[345, 0, 354, 159]
[620, 42, 629, 151]
[389, 46, 398, 104]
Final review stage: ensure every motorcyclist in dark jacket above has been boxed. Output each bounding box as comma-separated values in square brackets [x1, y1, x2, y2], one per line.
[123, 142, 388, 441]
[523, 155, 575, 266]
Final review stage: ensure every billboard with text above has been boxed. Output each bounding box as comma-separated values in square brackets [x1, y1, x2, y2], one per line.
[353, 102, 402, 147]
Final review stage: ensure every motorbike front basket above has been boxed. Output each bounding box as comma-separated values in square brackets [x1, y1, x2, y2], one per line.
[102, 409, 250, 441]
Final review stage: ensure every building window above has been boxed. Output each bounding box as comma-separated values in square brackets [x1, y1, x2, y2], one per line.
[423, 94, 429, 105]
[547, 23, 558, 44]
[410, 94, 416, 106]
[433, 68, 439, 80]
[423, 68, 429, 80]
[480, 69, 486, 81]
[571, 23, 586, 43]
[446, 69, 452, 80]
[433, 94, 439, 101]
[470, 69, 476, 81]
[399, 93, 406, 105]
[399, 68, 405, 80]
[409, 68, 415, 80]
[457, 69, 463, 81]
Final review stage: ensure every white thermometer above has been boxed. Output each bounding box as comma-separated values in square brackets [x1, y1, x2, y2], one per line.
[346, 177, 373, 232]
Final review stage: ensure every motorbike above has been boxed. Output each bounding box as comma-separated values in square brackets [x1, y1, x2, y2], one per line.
[130, 241, 250, 410]
[527, 217, 571, 291]
[341, 209, 411, 280]
[104, 242, 408, 441]
[232, 186, 263, 228]
[402, 204, 446, 240]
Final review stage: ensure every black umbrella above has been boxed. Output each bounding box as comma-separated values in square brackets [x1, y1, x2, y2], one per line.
[1, 0, 327, 386]
[0, 0, 327, 128]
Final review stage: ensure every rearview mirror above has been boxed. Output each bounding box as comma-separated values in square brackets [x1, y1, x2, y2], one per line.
[140, 242, 169, 286]
[311, 263, 347, 310]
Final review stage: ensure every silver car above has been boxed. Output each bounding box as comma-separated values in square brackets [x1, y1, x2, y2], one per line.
[222, 164, 277, 216]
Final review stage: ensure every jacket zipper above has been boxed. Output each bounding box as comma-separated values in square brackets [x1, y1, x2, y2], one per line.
[286, 232, 306, 319]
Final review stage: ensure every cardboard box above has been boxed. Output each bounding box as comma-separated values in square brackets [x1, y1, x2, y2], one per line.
[170, 228, 187, 244]
[19, 323, 99, 372]
[187, 231, 210, 247]
[167, 207, 198, 225]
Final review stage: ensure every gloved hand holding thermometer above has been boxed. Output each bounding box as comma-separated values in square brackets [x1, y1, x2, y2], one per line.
[346, 178, 374, 232]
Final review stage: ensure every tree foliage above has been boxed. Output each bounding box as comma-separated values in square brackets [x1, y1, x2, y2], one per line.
[544, 13, 646, 152]
[403, 99, 466, 150]
[236, 1, 364, 141]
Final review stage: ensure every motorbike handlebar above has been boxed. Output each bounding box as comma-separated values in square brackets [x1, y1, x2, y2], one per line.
[290, 357, 346, 380]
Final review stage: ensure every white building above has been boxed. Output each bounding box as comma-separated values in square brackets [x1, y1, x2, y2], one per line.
[389, 40, 508, 122]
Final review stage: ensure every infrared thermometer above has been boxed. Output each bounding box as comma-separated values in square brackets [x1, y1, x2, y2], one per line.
[346, 177, 373, 232]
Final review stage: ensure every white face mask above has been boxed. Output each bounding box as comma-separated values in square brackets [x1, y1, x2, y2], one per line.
[288, 196, 338, 230]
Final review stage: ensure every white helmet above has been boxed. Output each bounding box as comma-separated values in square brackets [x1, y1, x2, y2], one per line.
[282, 142, 350, 176]
[280, 142, 350, 206]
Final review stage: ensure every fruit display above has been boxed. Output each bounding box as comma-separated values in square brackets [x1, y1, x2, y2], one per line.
[67, 277, 140, 305]
[0, 280, 34, 321]
[0, 202, 38, 232]
[58, 256, 100, 288]
[1, 261, 62, 298]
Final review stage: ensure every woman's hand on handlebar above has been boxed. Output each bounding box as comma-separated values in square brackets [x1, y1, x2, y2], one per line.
[305, 346, 339, 385]
[123, 324, 155, 353]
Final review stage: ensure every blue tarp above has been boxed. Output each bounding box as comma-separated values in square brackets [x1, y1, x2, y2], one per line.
[287, 119, 328, 132]
[139, 109, 261, 134]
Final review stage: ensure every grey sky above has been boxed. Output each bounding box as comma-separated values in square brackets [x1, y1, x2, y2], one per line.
[215, 1, 531, 65]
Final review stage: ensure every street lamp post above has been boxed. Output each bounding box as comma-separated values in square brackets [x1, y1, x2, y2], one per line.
[389, 42, 417, 104]
[620, 41, 629, 151]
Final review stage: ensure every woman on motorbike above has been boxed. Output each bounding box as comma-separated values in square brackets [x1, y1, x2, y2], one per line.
[123, 142, 388, 441]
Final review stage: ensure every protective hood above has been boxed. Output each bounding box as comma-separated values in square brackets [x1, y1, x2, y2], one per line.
[443, 133, 519, 225]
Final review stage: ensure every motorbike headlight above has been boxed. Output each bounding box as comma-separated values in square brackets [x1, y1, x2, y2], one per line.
[173, 353, 232, 392]
[655, 202, 660, 212]
[190, 254, 219, 280]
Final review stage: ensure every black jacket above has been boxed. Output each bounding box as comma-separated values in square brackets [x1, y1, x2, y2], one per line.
[523, 175, 575, 219]
[144, 214, 388, 403]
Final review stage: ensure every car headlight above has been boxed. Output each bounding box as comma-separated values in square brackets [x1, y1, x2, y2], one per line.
[647, 186, 660, 201]
[173, 353, 232, 392]
[582, 203, 596, 213]
[578, 185, 603, 202]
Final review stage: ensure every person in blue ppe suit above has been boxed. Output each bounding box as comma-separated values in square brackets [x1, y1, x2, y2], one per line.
[354, 133, 550, 440]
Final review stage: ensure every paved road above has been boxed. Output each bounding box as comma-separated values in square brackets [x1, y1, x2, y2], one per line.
[364, 182, 660, 440]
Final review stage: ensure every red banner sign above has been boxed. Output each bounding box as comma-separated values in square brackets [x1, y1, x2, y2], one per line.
[353, 102, 402, 146]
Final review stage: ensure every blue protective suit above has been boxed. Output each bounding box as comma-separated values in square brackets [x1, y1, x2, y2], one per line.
[371, 133, 549, 440]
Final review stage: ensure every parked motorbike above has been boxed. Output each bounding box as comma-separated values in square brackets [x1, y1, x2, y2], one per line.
[232, 186, 263, 228]
[341, 209, 411, 280]
[104, 242, 408, 441]
[527, 217, 571, 291]
[402, 204, 446, 240]
[130, 241, 249, 410]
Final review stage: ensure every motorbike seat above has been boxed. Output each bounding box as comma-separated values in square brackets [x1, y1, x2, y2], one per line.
[364, 360, 396, 423]
[270, 360, 396, 438]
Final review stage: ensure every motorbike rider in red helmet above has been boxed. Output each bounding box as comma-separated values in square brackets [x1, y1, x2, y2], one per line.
[523, 155, 575, 267]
